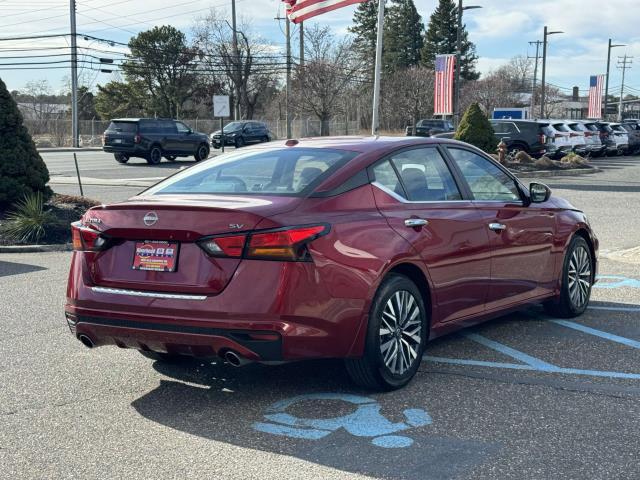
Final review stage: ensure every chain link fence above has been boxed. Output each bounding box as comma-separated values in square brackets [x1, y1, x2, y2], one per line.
[24, 118, 363, 148]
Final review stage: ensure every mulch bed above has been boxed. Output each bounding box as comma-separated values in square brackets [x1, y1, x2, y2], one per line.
[0, 194, 100, 246]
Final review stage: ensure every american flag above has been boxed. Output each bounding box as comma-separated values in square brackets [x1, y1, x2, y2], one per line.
[282, 0, 368, 24]
[588, 74, 604, 119]
[434, 54, 456, 116]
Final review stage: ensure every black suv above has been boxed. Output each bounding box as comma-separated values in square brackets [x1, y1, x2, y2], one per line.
[405, 119, 454, 137]
[490, 119, 550, 158]
[103, 118, 211, 165]
[211, 121, 273, 149]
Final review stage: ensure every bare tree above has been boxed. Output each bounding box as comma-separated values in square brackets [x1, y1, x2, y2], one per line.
[505, 55, 534, 91]
[295, 25, 363, 136]
[381, 66, 434, 132]
[193, 10, 280, 119]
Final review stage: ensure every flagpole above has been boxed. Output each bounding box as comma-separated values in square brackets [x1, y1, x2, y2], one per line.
[371, 0, 385, 136]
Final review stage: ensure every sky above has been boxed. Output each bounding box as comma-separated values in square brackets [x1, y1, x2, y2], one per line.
[1, 0, 639, 98]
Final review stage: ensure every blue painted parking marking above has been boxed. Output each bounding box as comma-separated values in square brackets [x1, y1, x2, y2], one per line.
[550, 320, 640, 349]
[595, 275, 640, 289]
[253, 393, 432, 448]
[425, 318, 640, 380]
[589, 305, 640, 313]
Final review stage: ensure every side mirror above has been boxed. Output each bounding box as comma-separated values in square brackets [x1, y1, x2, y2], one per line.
[529, 182, 551, 203]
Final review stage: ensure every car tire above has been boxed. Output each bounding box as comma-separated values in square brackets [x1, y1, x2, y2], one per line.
[261, 136, 269, 143]
[194, 144, 210, 162]
[165, 155, 177, 162]
[139, 350, 188, 363]
[544, 236, 593, 318]
[345, 274, 427, 391]
[235, 137, 245, 148]
[147, 146, 162, 165]
[114, 153, 129, 164]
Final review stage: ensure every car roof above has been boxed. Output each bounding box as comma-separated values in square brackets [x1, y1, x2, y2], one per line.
[245, 136, 461, 154]
[111, 118, 174, 122]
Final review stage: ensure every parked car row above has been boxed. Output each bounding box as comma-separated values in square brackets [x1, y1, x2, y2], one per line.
[488, 119, 632, 159]
[103, 118, 274, 165]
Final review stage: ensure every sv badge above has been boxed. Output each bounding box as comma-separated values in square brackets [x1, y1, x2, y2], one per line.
[229, 224, 245, 230]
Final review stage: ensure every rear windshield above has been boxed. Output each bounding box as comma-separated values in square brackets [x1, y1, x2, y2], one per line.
[145, 148, 358, 196]
[584, 123, 599, 132]
[107, 121, 137, 133]
[569, 123, 587, 132]
[553, 123, 570, 132]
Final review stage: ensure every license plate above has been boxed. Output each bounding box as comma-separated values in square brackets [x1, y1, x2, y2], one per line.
[114, 138, 122, 144]
[132, 241, 179, 272]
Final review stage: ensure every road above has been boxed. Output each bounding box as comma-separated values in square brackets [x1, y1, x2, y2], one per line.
[2, 151, 639, 479]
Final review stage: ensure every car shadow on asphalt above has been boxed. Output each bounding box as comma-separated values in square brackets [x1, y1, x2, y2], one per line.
[130, 358, 498, 480]
[0, 261, 47, 278]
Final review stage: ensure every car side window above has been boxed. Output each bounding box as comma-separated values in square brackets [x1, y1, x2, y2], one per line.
[373, 148, 462, 201]
[448, 148, 521, 202]
[176, 122, 190, 134]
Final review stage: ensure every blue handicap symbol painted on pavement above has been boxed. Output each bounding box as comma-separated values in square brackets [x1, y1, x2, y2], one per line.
[595, 275, 640, 289]
[253, 393, 432, 448]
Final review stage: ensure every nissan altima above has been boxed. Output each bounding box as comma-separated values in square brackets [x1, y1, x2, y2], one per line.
[65, 137, 598, 390]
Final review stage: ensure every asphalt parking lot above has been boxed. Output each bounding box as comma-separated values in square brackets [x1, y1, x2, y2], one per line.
[1, 152, 639, 479]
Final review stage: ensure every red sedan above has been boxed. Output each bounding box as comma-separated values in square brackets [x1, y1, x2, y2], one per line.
[65, 137, 598, 390]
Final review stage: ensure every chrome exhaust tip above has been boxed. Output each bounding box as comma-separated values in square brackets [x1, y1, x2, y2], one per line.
[78, 334, 95, 349]
[223, 350, 251, 367]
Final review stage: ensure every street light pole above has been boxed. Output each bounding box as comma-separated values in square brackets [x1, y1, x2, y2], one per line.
[604, 39, 626, 120]
[540, 26, 563, 118]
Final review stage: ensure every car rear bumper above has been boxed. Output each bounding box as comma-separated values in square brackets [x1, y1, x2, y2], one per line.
[103, 145, 144, 155]
[65, 255, 368, 361]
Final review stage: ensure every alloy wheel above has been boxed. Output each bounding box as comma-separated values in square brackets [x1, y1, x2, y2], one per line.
[379, 290, 422, 375]
[197, 145, 208, 161]
[568, 246, 591, 309]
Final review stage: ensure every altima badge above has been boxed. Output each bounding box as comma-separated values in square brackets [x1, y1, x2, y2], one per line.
[143, 212, 159, 226]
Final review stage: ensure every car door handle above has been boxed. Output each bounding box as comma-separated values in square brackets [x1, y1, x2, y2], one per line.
[405, 218, 429, 228]
[488, 223, 506, 232]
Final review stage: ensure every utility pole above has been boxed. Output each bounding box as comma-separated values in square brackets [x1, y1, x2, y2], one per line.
[70, 0, 79, 148]
[617, 54, 633, 121]
[540, 26, 563, 118]
[231, 0, 241, 120]
[454, 0, 462, 127]
[452, 2, 481, 127]
[371, 0, 385, 136]
[285, 17, 292, 139]
[528, 40, 542, 118]
[299, 21, 305, 137]
[605, 39, 626, 120]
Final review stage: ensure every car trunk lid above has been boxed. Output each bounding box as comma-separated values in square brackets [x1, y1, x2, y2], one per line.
[83, 195, 301, 295]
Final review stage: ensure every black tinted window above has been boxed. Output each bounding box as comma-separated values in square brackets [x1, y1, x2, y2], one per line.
[380, 148, 461, 201]
[107, 122, 137, 133]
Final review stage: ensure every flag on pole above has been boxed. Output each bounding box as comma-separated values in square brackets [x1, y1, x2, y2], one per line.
[588, 74, 604, 119]
[434, 54, 456, 116]
[283, 0, 368, 24]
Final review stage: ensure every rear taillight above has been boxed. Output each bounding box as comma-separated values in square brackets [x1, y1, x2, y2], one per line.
[71, 222, 109, 252]
[538, 133, 546, 144]
[198, 224, 329, 262]
[569, 132, 579, 137]
[134, 134, 141, 144]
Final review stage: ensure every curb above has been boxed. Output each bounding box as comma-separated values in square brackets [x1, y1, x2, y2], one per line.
[38, 148, 103, 153]
[0, 244, 73, 253]
[512, 167, 601, 178]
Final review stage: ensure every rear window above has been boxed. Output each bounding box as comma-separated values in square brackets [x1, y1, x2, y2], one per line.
[145, 148, 357, 196]
[107, 121, 137, 133]
[584, 123, 599, 132]
[553, 123, 570, 132]
[569, 123, 587, 132]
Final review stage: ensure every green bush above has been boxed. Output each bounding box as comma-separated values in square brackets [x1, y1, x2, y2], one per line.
[2, 192, 57, 243]
[0, 77, 52, 209]
[454, 103, 498, 154]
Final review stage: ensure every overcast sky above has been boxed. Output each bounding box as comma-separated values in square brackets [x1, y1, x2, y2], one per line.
[1, 0, 639, 97]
